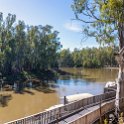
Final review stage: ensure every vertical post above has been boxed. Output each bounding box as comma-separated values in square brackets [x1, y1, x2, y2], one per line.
[64, 96, 67, 111]
[99, 98, 102, 124]
[64, 96, 67, 105]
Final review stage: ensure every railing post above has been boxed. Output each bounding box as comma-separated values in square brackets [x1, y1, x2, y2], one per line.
[64, 96, 67, 105]
[99, 97, 102, 124]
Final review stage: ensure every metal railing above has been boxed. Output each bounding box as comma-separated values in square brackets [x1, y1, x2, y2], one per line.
[5, 91, 116, 124]
[69, 97, 124, 124]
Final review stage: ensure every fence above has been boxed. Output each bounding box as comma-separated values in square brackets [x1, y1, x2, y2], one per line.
[69, 97, 124, 124]
[5, 91, 116, 124]
[68, 100, 115, 124]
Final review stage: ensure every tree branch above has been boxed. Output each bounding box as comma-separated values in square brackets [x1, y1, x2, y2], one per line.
[72, 18, 95, 23]
[86, 3, 101, 21]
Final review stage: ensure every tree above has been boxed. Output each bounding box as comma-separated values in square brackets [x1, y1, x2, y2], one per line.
[58, 47, 117, 68]
[59, 49, 74, 67]
[0, 13, 61, 90]
[72, 48, 82, 67]
[0, 13, 16, 75]
[72, 0, 124, 114]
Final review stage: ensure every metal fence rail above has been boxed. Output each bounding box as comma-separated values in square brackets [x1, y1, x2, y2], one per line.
[69, 97, 124, 124]
[5, 91, 116, 124]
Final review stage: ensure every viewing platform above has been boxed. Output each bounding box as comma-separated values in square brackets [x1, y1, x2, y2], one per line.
[5, 91, 119, 124]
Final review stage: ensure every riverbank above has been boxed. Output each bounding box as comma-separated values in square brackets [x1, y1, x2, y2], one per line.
[1, 69, 59, 94]
[2, 68, 118, 92]
[104, 67, 119, 70]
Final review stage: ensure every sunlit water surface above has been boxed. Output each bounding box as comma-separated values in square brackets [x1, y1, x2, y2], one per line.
[57, 68, 118, 96]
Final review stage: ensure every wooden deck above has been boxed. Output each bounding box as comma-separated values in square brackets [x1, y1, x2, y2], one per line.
[5, 91, 116, 124]
[68, 97, 124, 124]
[60, 100, 115, 124]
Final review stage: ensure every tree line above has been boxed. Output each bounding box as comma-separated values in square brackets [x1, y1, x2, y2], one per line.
[58, 47, 118, 68]
[0, 13, 61, 83]
[0, 13, 118, 86]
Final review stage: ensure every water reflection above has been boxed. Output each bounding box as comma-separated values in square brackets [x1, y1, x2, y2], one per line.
[56, 68, 118, 97]
[56, 78, 105, 97]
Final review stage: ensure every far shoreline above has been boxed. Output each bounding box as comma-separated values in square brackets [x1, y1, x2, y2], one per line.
[60, 67, 119, 70]
[104, 67, 119, 70]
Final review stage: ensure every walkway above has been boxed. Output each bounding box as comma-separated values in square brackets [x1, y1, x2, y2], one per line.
[59, 100, 114, 124]
[5, 91, 116, 124]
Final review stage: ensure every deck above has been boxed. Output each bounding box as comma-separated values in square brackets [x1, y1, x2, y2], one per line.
[5, 91, 117, 124]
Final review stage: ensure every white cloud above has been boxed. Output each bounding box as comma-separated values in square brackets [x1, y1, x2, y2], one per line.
[64, 22, 82, 32]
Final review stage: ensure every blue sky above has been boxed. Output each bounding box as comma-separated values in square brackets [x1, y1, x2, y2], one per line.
[0, 0, 99, 50]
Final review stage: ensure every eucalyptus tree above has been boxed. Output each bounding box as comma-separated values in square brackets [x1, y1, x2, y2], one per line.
[43, 29, 61, 68]
[59, 49, 74, 67]
[0, 12, 61, 90]
[72, 0, 124, 113]
[12, 21, 26, 74]
[26, 25, 39, 70]
[0, 13, 16, 75]
[59, 47, 116, 68]
[72, 48, 82, 67]
[27, 25, 61, 70]
[38, 25, 54, 70]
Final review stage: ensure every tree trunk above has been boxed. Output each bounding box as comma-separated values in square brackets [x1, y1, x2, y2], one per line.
[115, 67, 124, 114]
[115, 23, 124, 115]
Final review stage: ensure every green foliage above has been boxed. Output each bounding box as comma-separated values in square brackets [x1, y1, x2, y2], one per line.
[59, 49, 74, 67]
[72, 48, 82, 67]
[0, 13, 61, 82]
[72, 0, 124, 47]
[58, 47, 117, 68]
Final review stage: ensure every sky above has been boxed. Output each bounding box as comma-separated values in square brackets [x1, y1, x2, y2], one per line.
[0, 0, 99, 50]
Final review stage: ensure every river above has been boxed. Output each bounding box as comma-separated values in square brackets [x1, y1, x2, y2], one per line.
[0, 68, 118, 123]
[57, 68, 118, 97]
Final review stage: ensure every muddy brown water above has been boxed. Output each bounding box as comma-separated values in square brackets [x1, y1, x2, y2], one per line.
[0, 90, 58, 123]
[0, 68, 118, 123]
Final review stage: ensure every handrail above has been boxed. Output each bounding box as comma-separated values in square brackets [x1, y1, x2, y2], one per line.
[49, 96, 116, 124]
[5, 91, 116, 124]
[69, 97, 124, 124]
